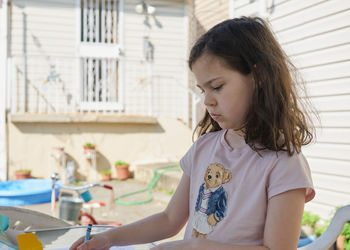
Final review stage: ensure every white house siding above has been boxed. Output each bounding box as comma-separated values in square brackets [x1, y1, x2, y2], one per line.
[0, 2, 2, 20]
[10, 0, 78, 113]
[123, 0, 189, 123]
[232, 0, 350, 219]
[191, 0, 229, 40]
[0, 0, 8, 181]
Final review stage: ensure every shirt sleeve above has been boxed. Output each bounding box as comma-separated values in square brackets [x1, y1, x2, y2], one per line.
[267, 152, 315, 203]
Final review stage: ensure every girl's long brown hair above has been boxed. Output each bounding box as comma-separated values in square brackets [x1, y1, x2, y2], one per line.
[189, 17, 316, 156]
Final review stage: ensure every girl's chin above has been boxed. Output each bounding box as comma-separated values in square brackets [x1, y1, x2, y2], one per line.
[218, 123, 242, 131]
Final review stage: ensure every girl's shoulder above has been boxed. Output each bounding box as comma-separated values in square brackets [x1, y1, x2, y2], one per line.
[260, 148, 308, 168]
[194, 130, 224, 145]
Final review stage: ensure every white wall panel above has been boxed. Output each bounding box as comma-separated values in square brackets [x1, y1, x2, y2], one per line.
[313, 111, 350, 128]
[303, 143, 350, 161]
[306, 78, 350, 97]
[308, 157, 350, 178]
[276, 10, 350, 44]
[291, 44, 350, 70]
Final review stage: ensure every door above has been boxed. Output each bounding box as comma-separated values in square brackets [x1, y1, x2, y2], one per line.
[78, 0, 123, 112]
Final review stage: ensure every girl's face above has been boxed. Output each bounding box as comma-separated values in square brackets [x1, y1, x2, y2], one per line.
[192, 53, 254, 131]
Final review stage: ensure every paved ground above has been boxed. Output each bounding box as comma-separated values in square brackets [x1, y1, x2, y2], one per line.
[19, 178, 186, 247]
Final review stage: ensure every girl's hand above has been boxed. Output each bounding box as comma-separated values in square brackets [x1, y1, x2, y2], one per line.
[69, 232, 111, 250]
[150, 239, 195, 250]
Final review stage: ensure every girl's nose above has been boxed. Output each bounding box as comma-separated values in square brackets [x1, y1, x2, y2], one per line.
[204, 93, 216, 106]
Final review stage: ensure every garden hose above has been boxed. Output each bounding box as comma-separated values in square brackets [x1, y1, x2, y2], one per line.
[114, 164, 181, 205]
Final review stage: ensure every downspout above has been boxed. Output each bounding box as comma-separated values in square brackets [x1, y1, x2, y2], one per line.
[118, 0, 125, 112]
[23, 10, 27, 112]
[184, 2, 189, 127]
[0, 0, 9, 180]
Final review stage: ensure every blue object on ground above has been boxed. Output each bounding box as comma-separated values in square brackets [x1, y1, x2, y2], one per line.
[298, 234, 317, 247]
[80, 190, 92, 202]
[0, 214, 9, 231]
[0, 179, 60, 206]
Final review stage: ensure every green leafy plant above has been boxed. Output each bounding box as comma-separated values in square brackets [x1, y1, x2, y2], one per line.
[84, 142, 95, 148]
[341, 222, 350, 249]
[114, 161, 129, 166]
[16, 169, 31, 173]
[315, 220, 330, 237]
[100, 169, 112, 175]
[302, 211, 320, 230]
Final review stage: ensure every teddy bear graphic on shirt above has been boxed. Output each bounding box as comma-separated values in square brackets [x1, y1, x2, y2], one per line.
[192, 163, 232, 239]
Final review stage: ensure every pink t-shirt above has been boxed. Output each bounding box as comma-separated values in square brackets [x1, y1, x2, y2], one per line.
[180, 129, 315, 246]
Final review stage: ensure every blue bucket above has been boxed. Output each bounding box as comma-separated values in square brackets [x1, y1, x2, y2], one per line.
[80, 190, 92, 202]
[298, 234, 316, 247]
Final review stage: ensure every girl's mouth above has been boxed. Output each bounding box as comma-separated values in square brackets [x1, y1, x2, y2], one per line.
[210, 113, 221, 120]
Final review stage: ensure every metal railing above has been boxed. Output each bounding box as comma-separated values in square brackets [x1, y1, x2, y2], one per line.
[7, 55, 199, 127]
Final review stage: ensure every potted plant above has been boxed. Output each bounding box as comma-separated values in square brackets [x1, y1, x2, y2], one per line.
[333, 220, 350, 250]
[100, 169, 112, 181]
[114, 161, 130, 180]
[83, 142, 95, 151]
[83, 142, 96, 159]
[14, 169, 32, 180]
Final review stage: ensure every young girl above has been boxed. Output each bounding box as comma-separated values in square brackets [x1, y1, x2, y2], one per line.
[70, 16, 315, 250]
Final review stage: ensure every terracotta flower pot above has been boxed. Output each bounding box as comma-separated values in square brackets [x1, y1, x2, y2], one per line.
[15, 171, 31, 180]
[336, 235, 346, 250]
[83, 145, 95, 150]
[101, 173, 112, 181]
[115, 164, 129, 180]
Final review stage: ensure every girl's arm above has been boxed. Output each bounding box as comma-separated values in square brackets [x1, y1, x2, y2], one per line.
[70, 174, 190, 249]
[263, 188, 305, 250]
[152, 188, 305, 250]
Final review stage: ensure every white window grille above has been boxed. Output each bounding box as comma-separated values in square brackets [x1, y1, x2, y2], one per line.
[79, 0, 121, 112]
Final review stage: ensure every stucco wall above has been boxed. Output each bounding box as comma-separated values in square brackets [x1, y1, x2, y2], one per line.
[8, 115, 192, 182]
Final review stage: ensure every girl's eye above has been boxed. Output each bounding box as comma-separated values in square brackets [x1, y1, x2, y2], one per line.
[213, 85, 223, 91]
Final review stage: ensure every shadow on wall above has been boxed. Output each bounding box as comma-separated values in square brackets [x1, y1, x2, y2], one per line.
[64, 152, 80, 182]
[95, 151, 110, 174]
[9, 121, 166, 180]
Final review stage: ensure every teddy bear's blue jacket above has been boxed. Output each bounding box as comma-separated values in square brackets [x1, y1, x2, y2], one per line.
[195, 183, 227, 222]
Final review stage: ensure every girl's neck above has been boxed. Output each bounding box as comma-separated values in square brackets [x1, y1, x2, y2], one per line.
[225, 129, 247, 149]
